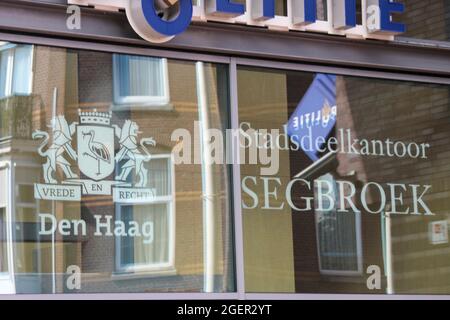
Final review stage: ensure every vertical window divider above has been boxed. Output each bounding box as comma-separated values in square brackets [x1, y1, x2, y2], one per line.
[229, 58, 246, 300]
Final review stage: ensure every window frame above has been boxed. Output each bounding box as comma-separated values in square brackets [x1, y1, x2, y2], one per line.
[313, 173, 363, 276]
[0, 44, 33, 99]
[112, 54, 171, 110]
[114, 153, 176, 276]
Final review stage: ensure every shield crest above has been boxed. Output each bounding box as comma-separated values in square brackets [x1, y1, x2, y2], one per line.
[77, 125, 115, 181]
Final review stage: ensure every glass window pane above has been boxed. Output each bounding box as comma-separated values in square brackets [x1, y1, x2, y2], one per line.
[148, 157, 171, 196]
[118, 203, 169, 270]
[315, 174, 359, 273]
[115, 55, 164, 98]
[12, 45, 32, 95]
[0, 43, 234, 294]
[238, 65, 450, 294]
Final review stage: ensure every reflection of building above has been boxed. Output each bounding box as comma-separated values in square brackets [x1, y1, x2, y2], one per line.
[335, 78, 450, 294]
[239, 67, 450, 294]
[399, 0, 450, 41]
[0, 43, 42, 293]
[0, 44, 234, 294]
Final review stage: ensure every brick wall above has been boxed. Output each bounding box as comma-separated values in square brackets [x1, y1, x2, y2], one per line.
[399, 0, 450, 41]
[336, 77, 450, 294]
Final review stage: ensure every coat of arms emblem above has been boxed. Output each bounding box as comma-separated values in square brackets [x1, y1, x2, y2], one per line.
[33, 109, 156, 203]
[77, 113, 115, 181]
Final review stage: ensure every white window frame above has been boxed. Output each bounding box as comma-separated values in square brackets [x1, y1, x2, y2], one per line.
[314, 173, 363, 276]
[0, 162, 16, 294]
[112, 55, 171, 110]
[114, 153, 176, 276]
[0, 44, 33, 99]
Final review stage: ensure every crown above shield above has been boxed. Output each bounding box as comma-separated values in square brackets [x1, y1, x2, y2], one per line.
[78, 109, 112, 126]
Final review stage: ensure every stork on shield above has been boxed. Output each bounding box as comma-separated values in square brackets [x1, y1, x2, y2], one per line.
[77, 123, 115, 181]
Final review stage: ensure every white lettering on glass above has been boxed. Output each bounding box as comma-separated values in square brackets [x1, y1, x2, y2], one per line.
[38, 214, 154, 244]
[242, 177, 434, 216]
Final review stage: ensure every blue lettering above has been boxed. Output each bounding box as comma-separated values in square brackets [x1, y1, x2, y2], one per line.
[262, 0, 275, 19]
[305, 0, 317, 23]
[141, 0, 193, 36]
[216, 0, 245, 15]
[379, 0, 406, 33]
[344, 0, 356, 27]
[131, 0, 405, 42]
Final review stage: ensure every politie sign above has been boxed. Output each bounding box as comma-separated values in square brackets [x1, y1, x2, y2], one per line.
[69, 0, 405, 43]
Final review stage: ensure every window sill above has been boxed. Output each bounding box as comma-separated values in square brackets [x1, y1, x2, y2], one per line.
[111, 102, 174, 111]
[111, 268, 177, 281]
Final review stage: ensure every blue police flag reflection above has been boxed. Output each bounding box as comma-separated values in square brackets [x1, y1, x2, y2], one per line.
[287, 74, 337, 161]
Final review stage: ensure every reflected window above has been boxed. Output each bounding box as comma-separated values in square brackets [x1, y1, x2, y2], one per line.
[116, 203, 172, 273]
[115, 155, 175, 274]
[0, 43, 234, 294]
[113, 54, 170, 108]
[0, 44, 32, 99]
[314, 173, 362, 275]
[238, 65, 450, 295]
